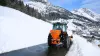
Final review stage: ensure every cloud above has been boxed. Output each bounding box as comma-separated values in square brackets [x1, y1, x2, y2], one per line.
[81, 0, 100, 14]
[82, 0, 96, 4]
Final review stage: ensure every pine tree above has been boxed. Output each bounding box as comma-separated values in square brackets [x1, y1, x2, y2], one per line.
[0, 0, 7, 6]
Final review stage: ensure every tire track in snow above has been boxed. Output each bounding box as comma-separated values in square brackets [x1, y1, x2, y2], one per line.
[66, 35, 83, 56]
[76, 41, 83, 56]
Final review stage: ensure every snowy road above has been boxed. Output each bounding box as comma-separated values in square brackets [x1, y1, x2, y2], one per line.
[0, 43, 68, 56]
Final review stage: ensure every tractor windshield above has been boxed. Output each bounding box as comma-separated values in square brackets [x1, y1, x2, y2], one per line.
[53, 24, 67, 32]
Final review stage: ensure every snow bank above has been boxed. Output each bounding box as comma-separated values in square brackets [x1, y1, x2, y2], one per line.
[0, 6, 52, 54]
[66, 35, 100, 56]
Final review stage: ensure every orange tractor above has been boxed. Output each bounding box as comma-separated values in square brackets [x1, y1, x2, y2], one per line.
[48, 22, 73, 48]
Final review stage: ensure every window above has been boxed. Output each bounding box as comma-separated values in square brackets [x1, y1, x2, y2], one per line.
[53, 24, 67, 32]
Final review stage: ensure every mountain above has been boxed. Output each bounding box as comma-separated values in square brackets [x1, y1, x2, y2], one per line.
[24, 0, 100, 40]
[70, 8, 100, 41]
[72, 8, 100, 21]
[24, 0, 74, 20]
[24, 0, 98, 28]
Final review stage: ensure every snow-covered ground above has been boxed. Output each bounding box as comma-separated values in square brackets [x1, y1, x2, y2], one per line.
[0, 6, 52, 54]
[66, 35, 100, 56]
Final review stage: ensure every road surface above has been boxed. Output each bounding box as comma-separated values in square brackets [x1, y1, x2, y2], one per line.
[0, 43, 71, 56]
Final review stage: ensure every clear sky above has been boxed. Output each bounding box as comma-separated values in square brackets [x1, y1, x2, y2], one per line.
[48, 0, 83, 11]
[48, 0, 100, 14]
[24, 0, 100, 14]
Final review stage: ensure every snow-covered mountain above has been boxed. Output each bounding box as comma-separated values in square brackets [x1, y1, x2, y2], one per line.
[23, 0, 99, 25]
[72, 8, 100, 21]
[24, 0, 75, 20]
[24, 1, 67, 13]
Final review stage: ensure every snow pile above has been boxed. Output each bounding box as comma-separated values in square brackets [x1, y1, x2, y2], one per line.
[0, 6, 52, 54]
[66, 35, 100, 56]
[92, 39, 100, 46]
[67, 19, 77, 31]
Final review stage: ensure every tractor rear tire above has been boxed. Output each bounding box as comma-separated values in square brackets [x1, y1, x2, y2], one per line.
[63, 36, 70, 49]
[63, 41, 67, 48]
[63, 36, 67, 48]
[48, 34, 52, 47]
[67, 37, 70, 49]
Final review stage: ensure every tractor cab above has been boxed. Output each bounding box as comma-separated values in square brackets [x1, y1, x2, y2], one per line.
[53, 22, 67, 32]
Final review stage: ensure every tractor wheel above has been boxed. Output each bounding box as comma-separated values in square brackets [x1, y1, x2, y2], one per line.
[67, 37, 70, 49]
[48, 34, 52, 47]
[63, 36, 67, 48]
[63, 36, 70, 49]
[63, 41, 67, 48]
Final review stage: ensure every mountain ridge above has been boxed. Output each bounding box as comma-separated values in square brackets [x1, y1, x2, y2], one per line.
[72, 8, 100, 21]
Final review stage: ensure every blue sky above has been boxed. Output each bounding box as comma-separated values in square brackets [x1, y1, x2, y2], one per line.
[48, 0, 83, 11]
[48, 0, 100, 14]
[24, 0, 100, 14]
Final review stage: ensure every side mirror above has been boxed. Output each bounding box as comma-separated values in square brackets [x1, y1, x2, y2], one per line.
[70, 35, 73, 38]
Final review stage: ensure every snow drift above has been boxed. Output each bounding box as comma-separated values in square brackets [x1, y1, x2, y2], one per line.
[66, 35, 100, 56]
[0, 6, 52, 54]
